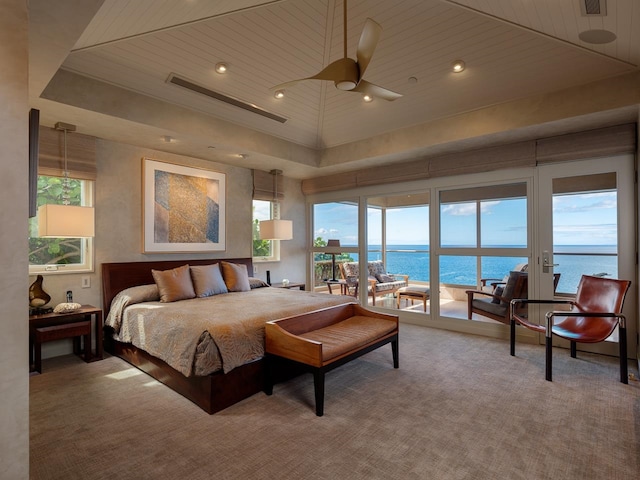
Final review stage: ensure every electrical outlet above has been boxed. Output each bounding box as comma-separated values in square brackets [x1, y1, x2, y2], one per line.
[81, 276, 91, 288]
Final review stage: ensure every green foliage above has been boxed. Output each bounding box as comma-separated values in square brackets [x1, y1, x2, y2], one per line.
[313, 237, 354, 262]
[252, 218, 271, 257]
[28, 176, 83, 265]
[313, 237, 355, 284]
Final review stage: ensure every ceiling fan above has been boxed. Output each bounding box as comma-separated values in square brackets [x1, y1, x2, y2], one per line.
[271, 0, 402, 101]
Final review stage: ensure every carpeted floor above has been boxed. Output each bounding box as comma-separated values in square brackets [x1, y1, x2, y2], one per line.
[30, 324, 640, 480]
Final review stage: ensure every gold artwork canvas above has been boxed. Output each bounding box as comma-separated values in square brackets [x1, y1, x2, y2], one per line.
[143, 158, 226, 252]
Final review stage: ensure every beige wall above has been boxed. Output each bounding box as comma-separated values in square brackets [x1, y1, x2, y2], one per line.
[33, 138, 307, 358]
[0, 1, 29, 477]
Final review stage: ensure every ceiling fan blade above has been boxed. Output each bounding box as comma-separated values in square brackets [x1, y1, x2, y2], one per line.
[356, 18, 382, 79]
[271, 58, 358, 91]
[270, 78, 307, 91]
[352, 80, 402, 101]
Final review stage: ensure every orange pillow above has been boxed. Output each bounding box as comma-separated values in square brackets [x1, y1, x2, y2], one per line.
[220, 261, 251, 292]
[151, 264, 196, 302]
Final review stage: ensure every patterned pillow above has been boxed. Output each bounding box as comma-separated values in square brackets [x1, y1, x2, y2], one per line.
[152, 264, 196, 303]
[376, 273, 395, 283]
[190, 264, 228, 297]
[342, 262, 359, 278]
[368, 260, 386, 278]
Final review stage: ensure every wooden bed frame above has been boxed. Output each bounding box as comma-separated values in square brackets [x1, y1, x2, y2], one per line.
[101, 258, 279, 414]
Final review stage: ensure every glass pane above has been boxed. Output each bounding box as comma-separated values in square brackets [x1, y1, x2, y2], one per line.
[439, 256, 476, 286]
[480, 197, 527, 247]
[440, 201, 476, 247]
[480, 256, 528, 287]
[313, 202, 358, 288]
[386, 206, 429, 282]
[313, 202, 358, 246]
[28, 176, 88, 268]
[252, 199, 273, 257]
[552, 191, 617, 293]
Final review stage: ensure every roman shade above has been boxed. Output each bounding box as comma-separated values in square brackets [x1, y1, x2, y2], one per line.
[253, 169, 284, 201]
[37, 126, 97, 180]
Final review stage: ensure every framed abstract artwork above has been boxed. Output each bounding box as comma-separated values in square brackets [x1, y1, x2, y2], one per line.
[142, 158, 226, 253]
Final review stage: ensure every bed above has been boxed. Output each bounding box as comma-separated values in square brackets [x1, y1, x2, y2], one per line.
[101, 258, 354, 414]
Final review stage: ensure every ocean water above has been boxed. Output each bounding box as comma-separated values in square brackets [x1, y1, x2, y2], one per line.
[358, 245, 618, 293]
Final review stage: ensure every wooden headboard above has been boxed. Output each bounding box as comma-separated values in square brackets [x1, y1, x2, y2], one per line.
[101, 258, 254, 316]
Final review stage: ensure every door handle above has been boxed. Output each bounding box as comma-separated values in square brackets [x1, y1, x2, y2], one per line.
[541, 251, 559, 273]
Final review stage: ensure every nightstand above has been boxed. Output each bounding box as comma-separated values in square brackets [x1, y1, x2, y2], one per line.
[29, 305, 103, 373]
[271, 282, 305, 290]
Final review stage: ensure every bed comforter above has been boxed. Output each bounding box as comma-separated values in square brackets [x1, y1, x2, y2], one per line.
[105, 287, 353, 377]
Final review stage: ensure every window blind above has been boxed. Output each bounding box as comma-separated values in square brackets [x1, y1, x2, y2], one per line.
[252, 169, 284, 201]
[37, 126, 96, 180]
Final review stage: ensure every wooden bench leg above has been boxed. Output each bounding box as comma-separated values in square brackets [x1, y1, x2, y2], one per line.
[313, 370, 325, 417]
[392, 338, 399, 368]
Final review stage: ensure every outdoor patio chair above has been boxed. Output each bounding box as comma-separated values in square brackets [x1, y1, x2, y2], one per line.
[466, 270, 528, 324]
[339, 260, 408, 306]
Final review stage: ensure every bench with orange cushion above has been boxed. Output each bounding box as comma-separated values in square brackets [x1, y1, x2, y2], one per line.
[264, 303, 399, 416]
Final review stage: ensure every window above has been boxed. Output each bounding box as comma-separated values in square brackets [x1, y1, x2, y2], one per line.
[439, 183, 528, 288]
[252, 199, 280, 262]
[552, 175, 618, 293]
[311, 201, 359, 287]
[29, 175, 94, 274]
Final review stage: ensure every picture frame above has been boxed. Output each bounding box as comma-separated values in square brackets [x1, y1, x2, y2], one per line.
[142, 158, 226, 253]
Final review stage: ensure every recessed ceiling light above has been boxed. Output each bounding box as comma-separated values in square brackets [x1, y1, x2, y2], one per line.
[274, 89, 285, 99]
[452, 60, 465, 73]
[215, 63, 228, 74]
[162, 135, 174, 143]
[578, 29, 617, 44]
[238, 153, 248, 159]
[408, 76, 418, 84]
[363, 94, 373, 103]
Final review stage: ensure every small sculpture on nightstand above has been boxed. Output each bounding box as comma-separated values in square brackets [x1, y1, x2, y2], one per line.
[29, 275, 52, 314]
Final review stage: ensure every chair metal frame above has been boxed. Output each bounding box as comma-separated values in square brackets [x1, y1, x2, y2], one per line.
[510, 275, 631, 383]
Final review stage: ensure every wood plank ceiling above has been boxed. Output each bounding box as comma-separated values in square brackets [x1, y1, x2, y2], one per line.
[41, 0, 640, 176]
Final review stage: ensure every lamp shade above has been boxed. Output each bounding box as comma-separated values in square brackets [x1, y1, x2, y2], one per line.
[327, 239, 340, 247]
[259, 219, 293, 240]
[38, 204, 95, 238]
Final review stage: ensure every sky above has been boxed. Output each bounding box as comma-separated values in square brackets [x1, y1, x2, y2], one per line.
[311, 191, 617, 247]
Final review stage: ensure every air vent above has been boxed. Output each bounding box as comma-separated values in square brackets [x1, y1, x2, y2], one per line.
[580, 0, 606, 16]
[167, 74, 287, 124]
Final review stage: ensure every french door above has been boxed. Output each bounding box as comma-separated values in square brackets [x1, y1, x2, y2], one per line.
[535, 154, 636, 357]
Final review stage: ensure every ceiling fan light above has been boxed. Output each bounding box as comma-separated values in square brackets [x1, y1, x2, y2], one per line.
[452, 60, 465, 73]
[215, 62, 228, 74]
[336, 80, 357, 91]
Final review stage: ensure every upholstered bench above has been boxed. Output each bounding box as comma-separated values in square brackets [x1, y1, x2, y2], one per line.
[396, 285, 430, 311]
[264, 303, 399, 416]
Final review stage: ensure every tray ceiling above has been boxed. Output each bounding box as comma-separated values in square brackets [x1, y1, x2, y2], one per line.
[30, 0, 640, 178]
